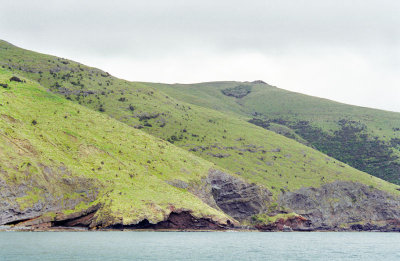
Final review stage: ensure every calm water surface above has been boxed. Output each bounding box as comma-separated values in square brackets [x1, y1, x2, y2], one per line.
[0, 232, 399, 260]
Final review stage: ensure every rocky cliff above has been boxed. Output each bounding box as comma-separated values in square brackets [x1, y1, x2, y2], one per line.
[277, 181, 400, 231]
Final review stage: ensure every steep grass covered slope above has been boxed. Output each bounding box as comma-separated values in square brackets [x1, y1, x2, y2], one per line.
[149, 81, 400, 184]
[0, 68, 235, 228]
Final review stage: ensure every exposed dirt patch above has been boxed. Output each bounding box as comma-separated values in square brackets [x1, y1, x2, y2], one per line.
[0, 134, 37, 156]
[79, 144, 104, 157]
[1, 114, 18, 123]
[63, 131, 78, 142]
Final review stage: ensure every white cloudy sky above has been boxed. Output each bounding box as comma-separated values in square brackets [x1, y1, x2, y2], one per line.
[1, 0, 399, 112]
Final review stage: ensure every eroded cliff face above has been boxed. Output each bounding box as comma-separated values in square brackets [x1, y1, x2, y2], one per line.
[110, 211, 232, 230]
[254, 214, 311, 231]
[3, 167, 400, 231]
[0, 165, 99, 226]
[166, 169, 273, 222]
[278, 181, 400, 231]
[4, 207, 232, 231]
[1, 168, 272, 230]
[207, 169, 272, 220]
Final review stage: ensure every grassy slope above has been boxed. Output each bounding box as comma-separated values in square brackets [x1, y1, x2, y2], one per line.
[148, 81, 400, 184]
[1, 40, 398, 198]
[0, 68, 233, 226]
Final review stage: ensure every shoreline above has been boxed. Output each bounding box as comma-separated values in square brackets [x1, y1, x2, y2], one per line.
[0, 226, 398, 233]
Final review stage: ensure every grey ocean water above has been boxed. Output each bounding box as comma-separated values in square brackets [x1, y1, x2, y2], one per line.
[0, 232, 400, 260]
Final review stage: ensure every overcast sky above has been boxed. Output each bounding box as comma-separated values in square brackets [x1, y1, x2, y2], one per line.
[1, 0, 399, 112]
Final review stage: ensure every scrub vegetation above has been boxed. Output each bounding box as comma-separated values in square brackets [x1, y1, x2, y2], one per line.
[146, 81, 400, 184]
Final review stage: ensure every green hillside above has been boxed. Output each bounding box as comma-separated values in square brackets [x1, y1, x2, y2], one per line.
[0, 68, 235, 227]
[1, 40, 400, 231]
[147, 81, 400, 185]
[1, 40, 397, 197]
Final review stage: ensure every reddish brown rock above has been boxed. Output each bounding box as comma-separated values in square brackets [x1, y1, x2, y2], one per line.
[256, 215, 311, 231]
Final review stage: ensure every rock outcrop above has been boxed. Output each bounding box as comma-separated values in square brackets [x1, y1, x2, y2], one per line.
[279, 181, 400, 231]
[0, 166, 99, 226]
[207, 169, 272, 220]
[6, 208, 232, 231]
[166, 169, 272, 221]
[255, 214, 311, 231]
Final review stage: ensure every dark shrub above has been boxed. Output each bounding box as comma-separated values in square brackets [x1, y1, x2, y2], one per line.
[221, 85, 252, 98]
[10, 76, 23, 82]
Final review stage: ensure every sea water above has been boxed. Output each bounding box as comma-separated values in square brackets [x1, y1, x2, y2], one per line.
[0, 232, 399, 260]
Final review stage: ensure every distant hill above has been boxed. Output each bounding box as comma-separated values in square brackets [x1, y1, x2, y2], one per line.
[147, 81, 400, 185]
